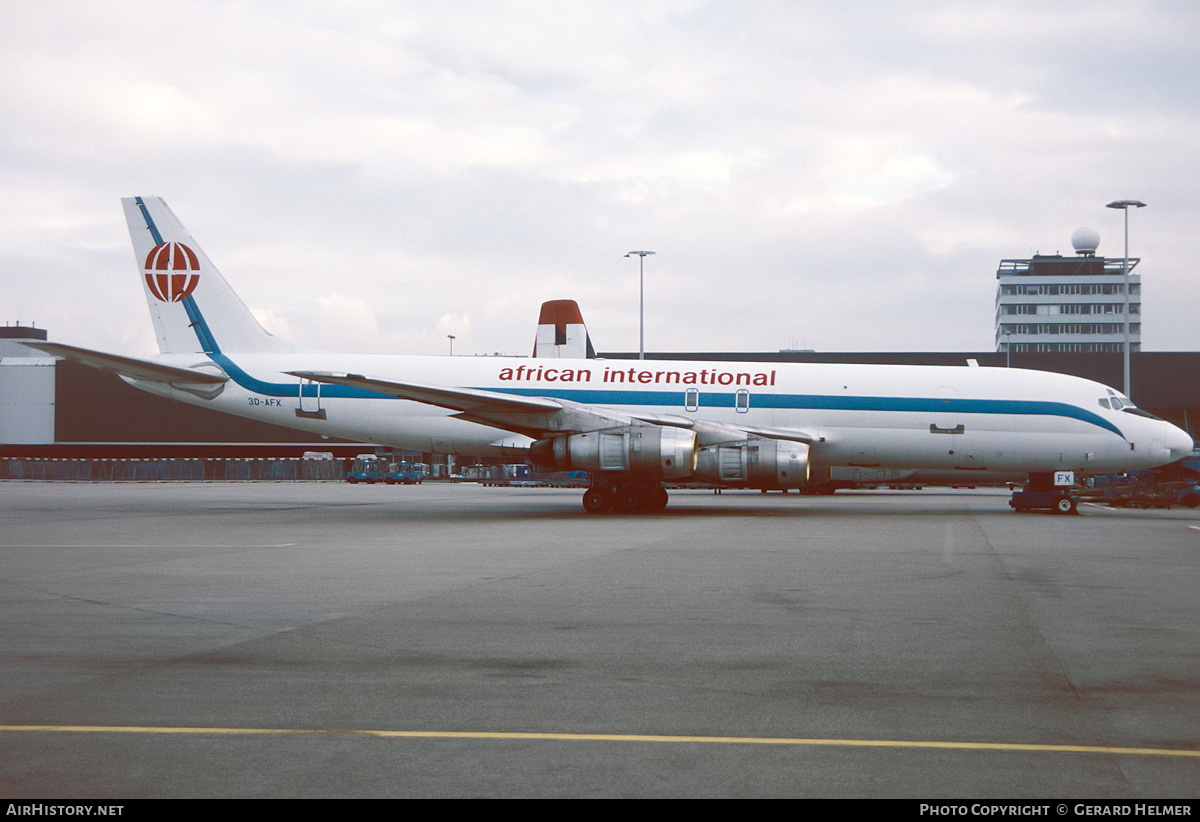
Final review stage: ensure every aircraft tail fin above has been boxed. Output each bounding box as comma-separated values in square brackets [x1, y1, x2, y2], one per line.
[532, 299, 595, 359]
[122, 197, 292, 355]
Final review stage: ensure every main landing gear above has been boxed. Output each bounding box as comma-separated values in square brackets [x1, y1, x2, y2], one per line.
[582, 480, 670, 514]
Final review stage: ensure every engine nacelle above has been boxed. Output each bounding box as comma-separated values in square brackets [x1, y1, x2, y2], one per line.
[530, 426, 697, 480]
[694, 439, 810, 489]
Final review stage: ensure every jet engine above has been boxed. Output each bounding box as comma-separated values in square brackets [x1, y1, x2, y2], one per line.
[693, 439, 810, 489]
[530, 426, 697, 480]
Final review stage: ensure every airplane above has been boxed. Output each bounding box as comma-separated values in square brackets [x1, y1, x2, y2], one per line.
[24, 196, 1195, 514]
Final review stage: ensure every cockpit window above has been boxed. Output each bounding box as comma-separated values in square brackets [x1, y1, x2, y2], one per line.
[1099, 391, 1155, 417]
[1103, 389, 1134, 411]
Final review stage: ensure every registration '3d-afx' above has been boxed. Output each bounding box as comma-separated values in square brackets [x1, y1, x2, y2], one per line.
[27, 197, 1194, 513]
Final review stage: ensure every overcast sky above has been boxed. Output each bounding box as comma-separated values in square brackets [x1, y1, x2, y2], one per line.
[3, 1, 1198, 358]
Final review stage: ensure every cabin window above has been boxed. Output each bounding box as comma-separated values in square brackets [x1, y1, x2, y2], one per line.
[684, 388, 699, 412]
[735, 389, 750, 413]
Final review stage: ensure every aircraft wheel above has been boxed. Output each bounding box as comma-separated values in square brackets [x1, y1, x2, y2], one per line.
[1053, 495, 1077, 515]
[582, 488, 610, 514]
[615, 485, 646, 513]
[649, 485, 669, 512]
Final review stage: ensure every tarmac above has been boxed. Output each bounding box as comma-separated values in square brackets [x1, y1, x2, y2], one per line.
[1, 481, 1198, 798]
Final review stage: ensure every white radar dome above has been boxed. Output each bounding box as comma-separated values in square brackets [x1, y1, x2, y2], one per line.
[1071, 227, 1100, 255]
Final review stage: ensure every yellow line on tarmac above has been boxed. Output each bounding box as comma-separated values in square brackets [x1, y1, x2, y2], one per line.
[0, 544, 298, 548]
[1, 725, 1197, 758]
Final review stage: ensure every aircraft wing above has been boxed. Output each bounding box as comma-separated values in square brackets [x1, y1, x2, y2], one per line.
[21, 342, 228, 386]
[629, 412, 816, 446]
[287, 370, 562, 413]
[288, 370, 636, 440]
[736, 424, 817, 444]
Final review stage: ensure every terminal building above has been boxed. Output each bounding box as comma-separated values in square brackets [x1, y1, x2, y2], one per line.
[0, 325, 54, 445]
[995, 227, 1140, 355]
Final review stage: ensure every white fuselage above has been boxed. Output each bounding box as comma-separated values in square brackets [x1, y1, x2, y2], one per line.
[129, 350, 1193, 476]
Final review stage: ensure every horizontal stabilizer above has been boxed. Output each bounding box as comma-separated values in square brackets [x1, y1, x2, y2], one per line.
[22, 341, 228, 386]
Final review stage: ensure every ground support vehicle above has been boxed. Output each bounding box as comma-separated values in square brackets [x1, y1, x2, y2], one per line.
[384, 461, 425, 484]
[345, 455, 384, 484]
[1010, 471, 1080, 514]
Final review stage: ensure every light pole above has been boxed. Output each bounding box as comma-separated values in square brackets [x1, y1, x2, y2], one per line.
[625, 251, 655, 360]
[1105, 199, 1146, 398]
[447, 334, 455, 356]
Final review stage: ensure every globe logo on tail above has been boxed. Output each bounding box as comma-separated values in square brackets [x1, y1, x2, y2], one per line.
[144, 242, 200, 302]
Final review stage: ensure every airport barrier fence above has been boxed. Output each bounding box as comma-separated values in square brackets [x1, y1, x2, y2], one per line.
[2, 458, 345, 482]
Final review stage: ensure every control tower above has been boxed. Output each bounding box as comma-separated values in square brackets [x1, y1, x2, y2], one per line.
[995, 228, 1140, 354]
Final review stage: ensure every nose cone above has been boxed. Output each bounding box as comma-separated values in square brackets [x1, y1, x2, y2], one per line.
[1167, 423, 1195, 462]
